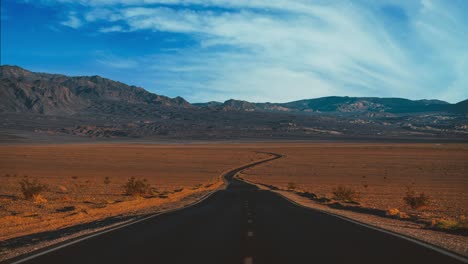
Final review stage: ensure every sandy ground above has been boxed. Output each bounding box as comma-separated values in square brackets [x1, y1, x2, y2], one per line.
[242, 143, 468, 219]
[0, 142, 467, 260]
[0, 144, 271, 242]
[242, 176, 468, 257]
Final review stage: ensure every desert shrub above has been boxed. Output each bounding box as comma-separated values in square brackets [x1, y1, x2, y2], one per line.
[431, 216, 467, 230]
[403, 188, 429, 210]
[386, 208, 400, 216]
[385, 208, 410, 219]
[332, 186, 359, 202]
[71, 176, 78, 180]
[287, 182, 296, 190]
[19, 178, 47, 200]
[431, 219, 458, 230]
[123, 177, 150, 197]
[104, 176, 111, 185]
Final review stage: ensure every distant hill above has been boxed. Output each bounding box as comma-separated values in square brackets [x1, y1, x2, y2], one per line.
[0, 65, 466, 141]
[452, 99, 468, 113]
[2, 65, 465, 116]
[0, 65, 191, 115]
[199, 96, 454, 114]
[278, 97, 450, 113]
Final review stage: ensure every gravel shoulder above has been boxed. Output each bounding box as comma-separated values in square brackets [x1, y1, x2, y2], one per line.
[239, 176, 468, 258]
[0, 153, 279, 263]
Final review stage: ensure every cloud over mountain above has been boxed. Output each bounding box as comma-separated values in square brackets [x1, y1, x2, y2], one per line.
[5, 0, 468, 103]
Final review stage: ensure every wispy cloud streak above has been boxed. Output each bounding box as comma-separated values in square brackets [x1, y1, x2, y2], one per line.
[22, 0, 468, 102]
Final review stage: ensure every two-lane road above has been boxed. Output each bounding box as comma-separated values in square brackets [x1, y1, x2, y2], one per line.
[5, 155, 466, 264]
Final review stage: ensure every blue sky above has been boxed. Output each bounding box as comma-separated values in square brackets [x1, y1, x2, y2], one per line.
[1, 0, 467, 103]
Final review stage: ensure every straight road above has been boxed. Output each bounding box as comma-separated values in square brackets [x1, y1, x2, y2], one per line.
[5, 155, 466, 264]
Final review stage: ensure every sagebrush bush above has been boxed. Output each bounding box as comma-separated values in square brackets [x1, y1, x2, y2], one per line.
[332, 186, 359, 202]
[431, 218, 459, 230]
[123, 177, 150, 196]
[431, 216, 468, 230]
[385, 208, 410, 219]
[19, 178, 47, 200]
[386, 208, 400, 216]
[104, 176, 111, 185]
[403, 188, 429, 210]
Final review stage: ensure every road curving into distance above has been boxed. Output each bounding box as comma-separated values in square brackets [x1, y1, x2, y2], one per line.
[3, 152, 467, 264]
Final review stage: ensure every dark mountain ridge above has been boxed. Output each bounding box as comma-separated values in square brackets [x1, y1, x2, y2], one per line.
[0, 65, 191, 115]
[2, 65, 465, 116]
[197, 97, 460, 115]
[0, 65, 466, 141]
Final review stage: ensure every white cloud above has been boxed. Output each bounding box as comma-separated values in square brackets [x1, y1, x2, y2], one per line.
[61, 12, 82, 29]
[34, 0, 468, 102]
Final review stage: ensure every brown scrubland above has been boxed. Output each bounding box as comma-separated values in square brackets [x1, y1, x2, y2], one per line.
[0, 142, 467, 243]
[0, 144, 271, 241]
[242, 143, 468, 223]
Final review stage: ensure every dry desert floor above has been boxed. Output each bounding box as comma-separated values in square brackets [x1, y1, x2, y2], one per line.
[0, 142, 467, 255]
[242, 143, 468, 220]
[0, 144, 271, 241]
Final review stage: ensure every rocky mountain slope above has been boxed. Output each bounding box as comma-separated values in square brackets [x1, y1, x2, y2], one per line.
[2, 65, 466, 116]
[0, 65, 191, 115]
[0, 65, 466, 141]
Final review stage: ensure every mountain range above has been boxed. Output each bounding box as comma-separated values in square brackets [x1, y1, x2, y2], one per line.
[0, 65, 191, 115]
[0, 65, 467, 142]
[196, 97, 466, 114]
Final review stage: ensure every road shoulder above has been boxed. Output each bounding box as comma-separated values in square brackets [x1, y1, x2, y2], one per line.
[0, 153, 281, 263]
[238, 175, 468, 260]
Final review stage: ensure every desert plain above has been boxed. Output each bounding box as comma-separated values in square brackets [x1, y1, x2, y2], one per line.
[0, 144, 271, 241]
[243, 143, 468, 219]
[0, 142, 467, 247]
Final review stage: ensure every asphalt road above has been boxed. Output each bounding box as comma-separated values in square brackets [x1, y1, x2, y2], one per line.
[6, 156, 466, 264]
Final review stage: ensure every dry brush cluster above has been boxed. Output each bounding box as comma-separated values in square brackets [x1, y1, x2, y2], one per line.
[284, 180, 463, 230]
[13, 174, 214, 206]
[123, 177, 151, 197]
[19, 178, 48, 202]
[403, 187, 430, 210]
[332, 186, 360, 203]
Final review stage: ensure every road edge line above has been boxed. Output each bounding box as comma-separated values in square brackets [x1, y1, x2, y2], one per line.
[238, 176, 468, 263]
[5, 186, 216, 264]
[4, 153, 281, 264]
